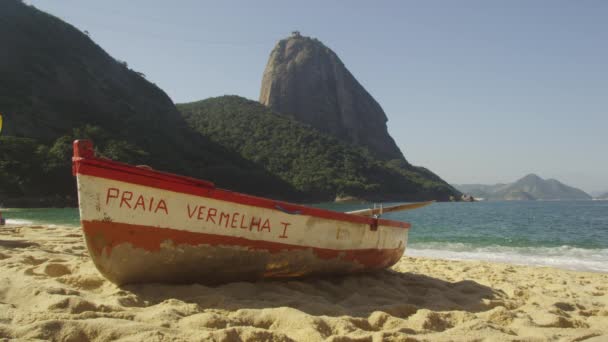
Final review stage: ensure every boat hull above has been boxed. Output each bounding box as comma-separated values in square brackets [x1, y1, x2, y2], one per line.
[73, 140, 410, 285]
[81, 220, 405, 285]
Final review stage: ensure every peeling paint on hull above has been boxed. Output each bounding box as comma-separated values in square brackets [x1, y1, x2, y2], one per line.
[82, 220, 405, 285]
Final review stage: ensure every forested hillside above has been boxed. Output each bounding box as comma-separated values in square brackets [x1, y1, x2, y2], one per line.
[179, 96, 459, 201]
[0, 0, 298, 206]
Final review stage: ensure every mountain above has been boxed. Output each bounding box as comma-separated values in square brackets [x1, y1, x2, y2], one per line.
[259, 32, 404, 161]
[595, 192, 608, 200]
[0, 2, 458, 206]
[0, 0, 299, 206]
[455, 174, 592, 201]
[178, 96, 460, 202]
[506, 174, 591, 200]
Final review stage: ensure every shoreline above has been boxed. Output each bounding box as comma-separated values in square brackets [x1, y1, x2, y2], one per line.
[4, 213, 607, 274]
[0, 224, 606, 341]
[406, 245, 608, 274]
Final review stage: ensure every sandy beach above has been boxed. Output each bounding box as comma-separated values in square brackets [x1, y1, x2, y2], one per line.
[0, 225, 606, 341]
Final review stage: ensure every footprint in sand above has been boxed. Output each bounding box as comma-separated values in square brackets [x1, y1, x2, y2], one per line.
[47, 297, 115, 314]
[42, 287, 80, 296]
[485, 306, 515, 326]
[62, 234, 82, 238]
[408, 310, 474, 332]
[380, 303, 419, 319]
[20, 255, 47, 265]
[553, 302, 576, 312]
[57, 274, 106, 290]
[44, 263, 72, 277]
[532, 312, 590, 328]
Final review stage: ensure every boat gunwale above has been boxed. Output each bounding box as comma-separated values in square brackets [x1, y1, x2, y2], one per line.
[73, 141, 410, 230]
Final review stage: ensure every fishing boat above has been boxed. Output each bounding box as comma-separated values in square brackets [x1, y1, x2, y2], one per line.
[73, 140, 427, 285]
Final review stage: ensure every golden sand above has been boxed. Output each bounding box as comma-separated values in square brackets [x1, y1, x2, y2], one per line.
[0, 225, 606, 341]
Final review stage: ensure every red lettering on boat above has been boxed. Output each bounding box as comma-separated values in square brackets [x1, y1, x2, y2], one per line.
[120, 191, 133, 208]
[240, 215, 248, 229]
[148, 197, 154, 211]
[197, 206, 206, 220]
[155, 199, 168, 215]
[187, 204, 197, 219]
[106, 188, 119, 204]
[279, 222, 290, 238]
[231, 213, 239, 228]
[260, 219, 271, 232]
[133, 195, 146, 210]
[250, 217, 261, 231]
[219, 212, 230, 227]
[207, 208, 217, 224]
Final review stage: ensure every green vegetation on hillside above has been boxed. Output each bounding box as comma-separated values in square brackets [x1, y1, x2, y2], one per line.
[0, 124, 301, 206]
[0, 0, 300, 206]
[0, 126, 148, 206]
[179, 96, 459, 201]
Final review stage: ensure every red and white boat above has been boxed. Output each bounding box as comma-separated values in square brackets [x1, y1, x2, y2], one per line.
[72, 140, 414, 285]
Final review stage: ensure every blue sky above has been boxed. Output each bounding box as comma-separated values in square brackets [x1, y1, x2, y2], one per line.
[27, 1, 607, 193]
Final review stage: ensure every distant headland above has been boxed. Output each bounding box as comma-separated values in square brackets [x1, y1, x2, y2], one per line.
[454, 174, 592, 201]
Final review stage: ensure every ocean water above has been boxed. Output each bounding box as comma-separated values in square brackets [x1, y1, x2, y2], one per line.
[319, 200, 608, 273]
[1, 208, 80, 227]
[2, 201, 607, 272]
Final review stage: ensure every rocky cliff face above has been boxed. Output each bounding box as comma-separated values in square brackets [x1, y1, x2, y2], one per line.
[260, 33, 404, 161]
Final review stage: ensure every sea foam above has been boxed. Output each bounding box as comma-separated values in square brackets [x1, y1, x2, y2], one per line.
[5, 219, 34, 225]
[406, 242, 608, 273]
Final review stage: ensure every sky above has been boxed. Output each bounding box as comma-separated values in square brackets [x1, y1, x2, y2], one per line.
[26, 0, 608, 193]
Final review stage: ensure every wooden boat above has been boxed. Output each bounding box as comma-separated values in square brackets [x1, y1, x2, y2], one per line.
[72, 140, 415, 285]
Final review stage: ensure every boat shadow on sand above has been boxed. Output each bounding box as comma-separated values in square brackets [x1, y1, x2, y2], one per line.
[121, 269, 508, 318]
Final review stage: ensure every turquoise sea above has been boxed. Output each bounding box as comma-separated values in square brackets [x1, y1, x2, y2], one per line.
[2, 200, 608, 272]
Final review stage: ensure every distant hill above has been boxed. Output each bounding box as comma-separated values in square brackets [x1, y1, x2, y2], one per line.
[455, 174, 592, 201]
[178, 96, 460, 202]
[595, 192, 608, 200]
[0, 0, 299, 206]
[260, 33, 404, 161]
